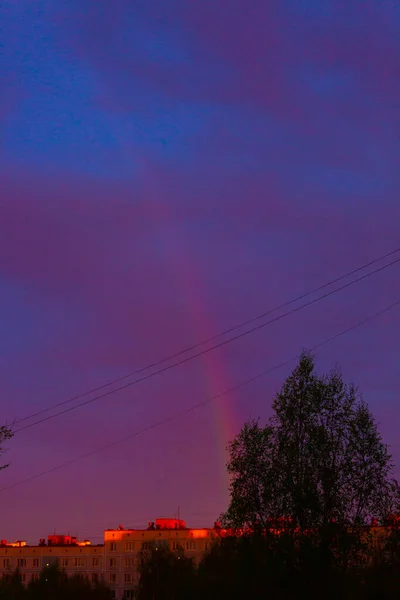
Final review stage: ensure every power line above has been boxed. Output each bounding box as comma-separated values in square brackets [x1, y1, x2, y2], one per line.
[14, 246, 400, 427]
[2, 297, 399, 494]
[13, 255, 400, 434]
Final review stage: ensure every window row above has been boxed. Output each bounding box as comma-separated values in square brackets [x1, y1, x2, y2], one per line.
[3, 559, 40, 568]
[61, 557, 101, 567]
[1, 557, 103, 569]
[1, 573, 39, 583]
[171, 541, 198, 551]
[108, 573, 134, 584]
[109, 558, 134, 568]
[109, 540, 202, 552]
[1, 572, 106, 585]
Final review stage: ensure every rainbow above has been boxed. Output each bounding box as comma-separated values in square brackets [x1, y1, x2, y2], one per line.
[137, 162, 237, 490]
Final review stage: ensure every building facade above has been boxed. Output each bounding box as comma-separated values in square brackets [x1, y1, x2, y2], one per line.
[0, 518, 219, 599]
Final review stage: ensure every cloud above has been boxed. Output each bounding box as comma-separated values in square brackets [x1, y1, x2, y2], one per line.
[1, 156, 398, 376]
[51, 0, 400, 137]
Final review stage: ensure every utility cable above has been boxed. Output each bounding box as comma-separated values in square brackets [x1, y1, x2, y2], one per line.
[13, 256, 400, 433]
[2, 297, 399, 493]
[14, 246, 400, 427]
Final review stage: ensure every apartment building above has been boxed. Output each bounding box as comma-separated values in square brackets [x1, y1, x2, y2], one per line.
[0, 518, 220, 600]
[0, 534, 104, 586]
[104, 518, 218, 598]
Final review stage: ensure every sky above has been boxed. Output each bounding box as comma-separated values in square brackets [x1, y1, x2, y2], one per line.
[0, 0, 399, 544]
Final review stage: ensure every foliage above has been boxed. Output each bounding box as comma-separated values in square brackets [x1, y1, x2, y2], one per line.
[0, 426, 13, 471]
[0, 564, 112, 600]
[364, 520, 400, 598]
[132, 527, 400, 600]
[221, 351, 400, 530]
[134, 542, 197, 599]
[197, 533, 297, 600]
[195, 527, 371, 600]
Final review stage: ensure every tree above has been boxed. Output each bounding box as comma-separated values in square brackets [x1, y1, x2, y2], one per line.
[221, 351, 400, 530]
[0, 570, 25, 600]
[0, 426, 13, 471]
[197, 533, 299, 600]
[134, 542, 197, 600]
[25, 563, 113, 600]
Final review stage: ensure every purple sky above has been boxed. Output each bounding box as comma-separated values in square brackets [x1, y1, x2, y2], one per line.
[1, 0, 399, 544]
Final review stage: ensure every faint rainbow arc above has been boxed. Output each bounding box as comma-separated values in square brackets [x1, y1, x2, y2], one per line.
[137, 166, 237, 487]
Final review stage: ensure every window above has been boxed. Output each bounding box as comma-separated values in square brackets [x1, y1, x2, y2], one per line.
[109, 558, 116, 568]
[74, 558, 85, 567]
[123, 590, 134, 599]
[92, 573, 98, 583]
[62, 558, 69, 567]
[125, 542, 134, 552]
[31, 574, 38, 582]
[33, 558, 39, 568]
[124, 558, 133, 568]
[109, 542, 117, 552]
[17, 559, 26, 567]
[93, 557, 100, 567]
[186, 542, 196, 551]
[21, 574, 26, 582]
[3, 559, 10, 568]
[124, 573, 133, 583]
[109, 573, 116, 584]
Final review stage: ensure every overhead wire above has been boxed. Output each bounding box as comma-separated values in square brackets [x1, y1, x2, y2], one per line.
[13, 254, 400, 433]
[14, 246, 400, 427]
[2, 296, 399, 493]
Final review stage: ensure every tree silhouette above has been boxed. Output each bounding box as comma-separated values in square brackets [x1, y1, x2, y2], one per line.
[0, 564, 113, 600]
[134, 542, 197, 600]
[0, 425, 13, 472]
[221, 351, 400, 530]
